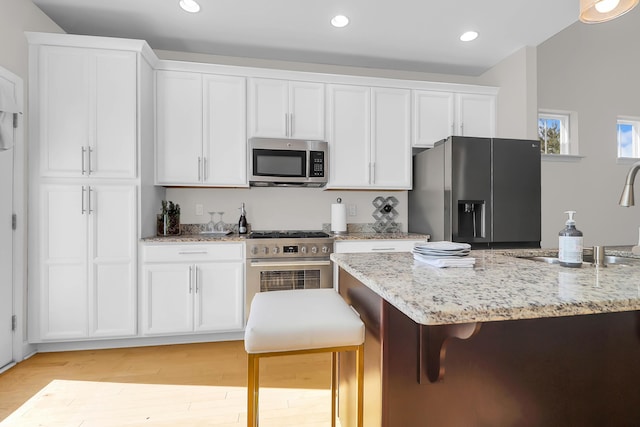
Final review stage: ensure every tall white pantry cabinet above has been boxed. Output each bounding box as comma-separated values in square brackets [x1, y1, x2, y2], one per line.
[26, 33, 162, 342]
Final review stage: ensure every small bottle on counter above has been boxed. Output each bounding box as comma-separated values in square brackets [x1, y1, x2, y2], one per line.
[558, 211, 583, 268]
[238, 203, 248, 235]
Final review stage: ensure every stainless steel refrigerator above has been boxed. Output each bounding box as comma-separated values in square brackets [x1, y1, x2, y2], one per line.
[408, 136, 541, 248]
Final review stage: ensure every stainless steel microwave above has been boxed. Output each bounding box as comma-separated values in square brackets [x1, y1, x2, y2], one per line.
[249, 138, 328, 187]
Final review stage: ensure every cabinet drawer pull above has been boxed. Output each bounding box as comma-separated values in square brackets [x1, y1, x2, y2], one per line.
[178, 251, 209, 255]
[372, 247, 395, 251]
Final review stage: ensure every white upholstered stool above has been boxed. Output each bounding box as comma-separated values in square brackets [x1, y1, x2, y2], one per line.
[244, 289, 365, 427]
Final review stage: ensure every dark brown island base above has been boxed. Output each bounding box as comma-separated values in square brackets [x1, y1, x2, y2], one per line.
[332, 250, 640, 427]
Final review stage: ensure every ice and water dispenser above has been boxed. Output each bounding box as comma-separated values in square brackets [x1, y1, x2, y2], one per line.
[457, 200, 485, 239]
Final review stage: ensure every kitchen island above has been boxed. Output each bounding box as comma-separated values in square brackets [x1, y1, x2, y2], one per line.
[331, 249, 640, 426]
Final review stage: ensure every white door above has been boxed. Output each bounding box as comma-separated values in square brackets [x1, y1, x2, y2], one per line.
[456, 93, 496, 137]
[88, 185, 137, 337]
[289, 81, 325, 140]
[203, 74, 247, 186]
[38, 46, 91, 177]
[142, 263, 194, 335]
[155, 70, 203, 184]
[39, 185, 88, 340]
[194, 262, 244, 332]
[412, 90, 455, 147]
[247, 78, 289, 138]
[371, 87, 411, 189]
[0, 140, 13, 368]
[327, 84, 371, 188]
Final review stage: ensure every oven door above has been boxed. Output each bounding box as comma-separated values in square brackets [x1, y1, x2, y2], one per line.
[245, 258, 333, 318]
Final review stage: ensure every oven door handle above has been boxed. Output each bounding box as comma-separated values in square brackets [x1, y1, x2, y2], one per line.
[249, 260, 331, 268]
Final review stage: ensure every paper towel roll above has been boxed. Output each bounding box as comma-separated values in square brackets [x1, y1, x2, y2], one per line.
[331, 203, 347, 233]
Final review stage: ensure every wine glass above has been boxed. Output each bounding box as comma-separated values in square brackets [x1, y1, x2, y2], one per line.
[207, 212, 217, 232]
[214, 211, 225, 232]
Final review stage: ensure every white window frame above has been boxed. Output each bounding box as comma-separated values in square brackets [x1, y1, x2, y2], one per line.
[538, 109, 580, 161]
[617, 116, 640, 159]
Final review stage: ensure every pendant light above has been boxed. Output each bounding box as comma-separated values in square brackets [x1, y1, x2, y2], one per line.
[579, 0, 639, 23]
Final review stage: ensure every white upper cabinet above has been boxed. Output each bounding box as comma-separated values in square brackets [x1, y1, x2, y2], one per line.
[156, 70, 247, 186]
[203, 74, 247, 186]
[412, 90, 496, 148]
[412, 91, 455, 147]
[371, 87, 412, 188]
[327, 84, 411, 189]
[455, 93, 496, 138]
[156, 71, 203, 184]
[248, 78, 325, 140]
[37, 46, 137, 178]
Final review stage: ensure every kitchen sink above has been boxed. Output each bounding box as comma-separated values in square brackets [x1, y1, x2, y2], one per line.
[519, 255, 640, 266]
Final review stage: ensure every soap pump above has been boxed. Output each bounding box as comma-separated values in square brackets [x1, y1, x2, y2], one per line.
[558, 211, 583, 268]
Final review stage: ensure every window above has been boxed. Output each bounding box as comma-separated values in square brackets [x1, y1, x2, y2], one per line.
[538, 112, 570, 155]
[617, 117, 640, 159]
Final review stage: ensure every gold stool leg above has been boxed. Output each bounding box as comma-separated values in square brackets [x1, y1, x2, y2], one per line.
[331, 352, 337, 427]
[356, 344, 364, 427]
[247, 353, 259, 427]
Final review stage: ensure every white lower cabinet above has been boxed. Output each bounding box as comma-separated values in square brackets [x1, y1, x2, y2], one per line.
[36, 184, 137, 341]
[141, 243, 245, 336]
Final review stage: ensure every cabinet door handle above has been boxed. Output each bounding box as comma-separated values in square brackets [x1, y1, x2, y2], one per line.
[284, 114, 288, 137]
[195, 266, 199, 293]
[178, 251, 208, 255]
[87, 147, 93, 175]
[81, 186, 86, 214]
[87, 186, 93, 214]
[371, 162, 376, 184]
[198, 157, 202, 181]
[189, 265, 193, 293]
[81, 147, 86, 175]
[372, 247, 395, 251]
[203, 157, 208, 182]
[289, 113, 294, 136]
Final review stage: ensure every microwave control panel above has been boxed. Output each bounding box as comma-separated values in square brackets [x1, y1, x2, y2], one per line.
[309, 151, 325, 177]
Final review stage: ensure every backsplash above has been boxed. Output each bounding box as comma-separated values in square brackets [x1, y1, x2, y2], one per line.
[163, 187, 408, 233]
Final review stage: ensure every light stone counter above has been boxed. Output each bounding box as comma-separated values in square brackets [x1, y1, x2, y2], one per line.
[141, 234, 247, 243]
[331, 247, 640, 326]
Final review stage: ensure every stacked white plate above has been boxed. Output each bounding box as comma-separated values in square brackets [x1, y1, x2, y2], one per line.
[412, 241, 475, 268]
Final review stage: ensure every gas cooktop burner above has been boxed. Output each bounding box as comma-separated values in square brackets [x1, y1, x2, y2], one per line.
[249, 230, 330, 239]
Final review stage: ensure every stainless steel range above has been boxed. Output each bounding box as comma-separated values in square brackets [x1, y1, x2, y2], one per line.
[245, 230, 334, 317]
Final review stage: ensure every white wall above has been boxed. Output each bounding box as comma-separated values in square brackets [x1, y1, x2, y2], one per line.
[0, 0, 63, 358]
[536, 7, 640, 248]
[478, 46, 538, 140]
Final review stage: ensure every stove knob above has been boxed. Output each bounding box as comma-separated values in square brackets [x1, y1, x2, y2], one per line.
[300, 246, 307, 254]
[262, 247, 269, 255]
[311, 246, 318, 254]
[322, 246, 329, 254]
[272, 247, 280, 254]
[251, 246, 258, 255]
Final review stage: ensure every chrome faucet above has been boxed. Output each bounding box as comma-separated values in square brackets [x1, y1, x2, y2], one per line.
[619, 160, 640, 207]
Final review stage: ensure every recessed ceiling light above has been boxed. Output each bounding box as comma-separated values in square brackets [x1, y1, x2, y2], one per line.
[331, 15, 350, 28]
[459, 31, 479, 42]
[179, 0, 200, 13]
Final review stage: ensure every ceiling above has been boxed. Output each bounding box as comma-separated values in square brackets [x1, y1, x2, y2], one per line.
[31, 0, 579, 76]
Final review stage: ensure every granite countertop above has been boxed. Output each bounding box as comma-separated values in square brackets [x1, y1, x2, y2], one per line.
[331, 247, 640, 326]
[141, 231, 429, 243]
[141, 234, 248, 243]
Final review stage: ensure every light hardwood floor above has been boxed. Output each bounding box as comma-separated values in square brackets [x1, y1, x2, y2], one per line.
[0, 341, 333, 426]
